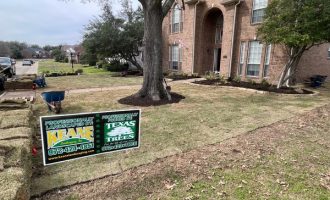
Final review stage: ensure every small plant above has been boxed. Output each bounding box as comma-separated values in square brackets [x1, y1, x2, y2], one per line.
[261, 79, 271, 87]
[204, 71, 219, 80]
[75, 69, 83, 74]
[247, 78, 257, 85]
[232, 76, 241, 83]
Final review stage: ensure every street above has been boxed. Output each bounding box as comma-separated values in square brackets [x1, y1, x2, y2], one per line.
[15, 60, 38, 75]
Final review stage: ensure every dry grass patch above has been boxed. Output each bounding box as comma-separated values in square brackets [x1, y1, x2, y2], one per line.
[31, 83, 330, 195]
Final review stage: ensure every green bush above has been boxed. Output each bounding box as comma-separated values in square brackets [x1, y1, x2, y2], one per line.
[103, 60, 129, 72]
[64, 57, 69, 63]
[261, 79, 271, 87]
[75, 69, 83, 74]
[204, 71, 226, 84]
[232, 76, 241, 83]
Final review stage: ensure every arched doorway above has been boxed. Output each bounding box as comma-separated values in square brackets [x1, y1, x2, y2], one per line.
[199, 8, 224, 74]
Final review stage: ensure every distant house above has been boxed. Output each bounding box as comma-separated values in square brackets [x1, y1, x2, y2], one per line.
[61, 45, 84, 64]
[22, 47, 48, 59]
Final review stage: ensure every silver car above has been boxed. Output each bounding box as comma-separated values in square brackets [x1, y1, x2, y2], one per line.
[0, 57, 16, 78]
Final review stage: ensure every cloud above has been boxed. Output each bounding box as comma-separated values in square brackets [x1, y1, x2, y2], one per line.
[0, 0, 140, 46]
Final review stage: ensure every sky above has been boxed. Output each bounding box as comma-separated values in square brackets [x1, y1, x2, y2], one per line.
[0, 0, 140, 46]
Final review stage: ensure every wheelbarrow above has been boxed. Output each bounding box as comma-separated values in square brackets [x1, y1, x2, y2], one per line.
[41, 91, 65, 114]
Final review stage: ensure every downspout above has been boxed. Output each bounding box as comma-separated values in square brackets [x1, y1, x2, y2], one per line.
[192, 0, 201, 74]
[228, 0, 241, 78]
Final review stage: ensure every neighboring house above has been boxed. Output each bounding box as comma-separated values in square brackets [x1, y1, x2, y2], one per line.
[22, 47, 49, 58]
[162, 0, 330, 83]
[61, 45, 84, 64]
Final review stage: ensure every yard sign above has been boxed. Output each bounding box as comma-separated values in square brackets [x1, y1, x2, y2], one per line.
[40, 109, 141, 165]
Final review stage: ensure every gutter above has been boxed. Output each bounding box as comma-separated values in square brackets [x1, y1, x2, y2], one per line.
[192, 0, 202, 74]
[228, 0, 241, 78]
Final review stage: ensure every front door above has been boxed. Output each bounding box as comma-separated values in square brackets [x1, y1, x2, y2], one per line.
[213, 48, 221, 72]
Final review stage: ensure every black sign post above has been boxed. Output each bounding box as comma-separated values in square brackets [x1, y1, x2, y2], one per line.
[40, 109, 141, 165]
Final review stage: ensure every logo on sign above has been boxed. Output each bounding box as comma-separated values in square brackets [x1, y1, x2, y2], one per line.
[104, 121, 136, 142]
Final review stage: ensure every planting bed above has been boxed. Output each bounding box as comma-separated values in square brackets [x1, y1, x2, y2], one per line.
[194, 79, 314, 94]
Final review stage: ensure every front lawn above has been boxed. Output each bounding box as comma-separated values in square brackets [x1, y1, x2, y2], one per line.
[38, 59, 109, 74]
[38, 59, 143, 90]
[31, 82, 330, 196]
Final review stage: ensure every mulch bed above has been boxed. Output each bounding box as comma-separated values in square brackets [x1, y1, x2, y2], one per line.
[118, 92, 185, 107]
[165, 75, 201, 81]
[195, 79, 314, 94]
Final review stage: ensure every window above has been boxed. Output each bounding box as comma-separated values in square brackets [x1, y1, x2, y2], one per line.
[238, 42, 246, 76]
[328, 47, 330, 59]
[252, 0, 268, 23]
[247, 41, 263, 76]
[263, 44, 271, 77]
[171, 5, 182, 33]
[169, 45, 182, 70]
[215, 17, 223, 44]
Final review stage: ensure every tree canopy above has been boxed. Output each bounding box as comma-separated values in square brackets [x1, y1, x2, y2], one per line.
[258, 0, 330, 87]
[82, 1, 144, 70]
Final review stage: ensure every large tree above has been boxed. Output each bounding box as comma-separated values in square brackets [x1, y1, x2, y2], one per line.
[258, 0, 330, 88]
[135, 0, 180, 101]
[83, 2, 144, 70]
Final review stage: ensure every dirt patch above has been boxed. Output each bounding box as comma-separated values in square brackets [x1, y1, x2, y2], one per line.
[118, 92, 185, 107]
[194, 79, 314, 94]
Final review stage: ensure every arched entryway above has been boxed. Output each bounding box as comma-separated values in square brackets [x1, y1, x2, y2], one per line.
[198, 8, 224, 74]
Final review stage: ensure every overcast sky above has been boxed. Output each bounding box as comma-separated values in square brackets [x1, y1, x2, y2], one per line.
[0, 0, 140, 46]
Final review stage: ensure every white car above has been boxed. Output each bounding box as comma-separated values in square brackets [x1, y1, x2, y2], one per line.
[22, 60, 33, 66]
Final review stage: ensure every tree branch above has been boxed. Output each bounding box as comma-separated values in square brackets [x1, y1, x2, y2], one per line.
[162, 0, 176, 17]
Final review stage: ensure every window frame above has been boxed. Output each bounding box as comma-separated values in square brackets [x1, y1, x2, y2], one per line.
[238, 41, 246, 76]
[246, 40, 263, 77]
[263, 44, 271, 78]
[170, 4, 183, 34]
[169, 44, 182, 71]
[251, 0, 268, 24]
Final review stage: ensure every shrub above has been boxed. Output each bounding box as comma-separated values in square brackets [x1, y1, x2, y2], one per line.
[232, 76, 241, 83]
[247, 78, 257, 85]
[64, 57, 69, 63]
[96, 61, 105, 69]
[104, 60, 129, 72]
[75, 69, 83, 74]
[261, 79, 271, 87]
[204, 71, 226, 84]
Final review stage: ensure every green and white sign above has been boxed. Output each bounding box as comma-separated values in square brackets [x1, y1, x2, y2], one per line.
[40, 109, 141, 165]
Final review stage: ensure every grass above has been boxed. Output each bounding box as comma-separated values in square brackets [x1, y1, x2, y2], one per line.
[31, 82, 330, 195]
[38, 59, 109, 75]
[157, 114, 330, 200]
[38, 59, 143, 90]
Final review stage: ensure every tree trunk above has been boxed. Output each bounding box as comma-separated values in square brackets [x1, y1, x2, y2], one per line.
[135, 2, 170, 101]
[277, 48, 304, 89]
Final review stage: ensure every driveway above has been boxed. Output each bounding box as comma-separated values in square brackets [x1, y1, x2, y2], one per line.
[15, 60, 38, 75]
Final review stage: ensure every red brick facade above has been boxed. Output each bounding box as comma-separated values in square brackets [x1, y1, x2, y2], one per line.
[162, 0, 330, 83]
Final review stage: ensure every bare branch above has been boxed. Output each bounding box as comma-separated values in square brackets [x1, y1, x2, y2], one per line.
[162, 0, 176, 17]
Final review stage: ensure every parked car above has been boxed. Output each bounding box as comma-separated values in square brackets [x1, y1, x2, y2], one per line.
[0, 57, 16, 78]
[22, 59, 33, 66]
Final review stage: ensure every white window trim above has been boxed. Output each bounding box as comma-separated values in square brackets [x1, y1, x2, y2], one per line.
[238, 42, 246, 76]
[263, 44, 271, 78]
[170, 4, 183, 34]
[169, 44, 183, 71]
[246, 41, 263, 77]
[251, 0, 268, 24]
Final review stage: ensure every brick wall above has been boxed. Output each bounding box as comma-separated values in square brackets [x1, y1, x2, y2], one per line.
[162, 0, 330, 84]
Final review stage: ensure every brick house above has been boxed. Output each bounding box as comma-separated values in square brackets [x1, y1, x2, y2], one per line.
[162, 0, 330, 83]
